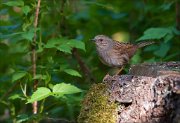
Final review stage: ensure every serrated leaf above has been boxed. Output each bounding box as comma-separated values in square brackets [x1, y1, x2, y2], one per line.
[12, 71, 27, 82]
[22, 6, 31, 15]
[52, 83, 82, 97]
[3, 0, 24, 6]
[137, 27, 172, 41]
[57, 44, 72, 54]
[26, 87, 51, 103]
[64, 69, 82, 77]
[68, 39, 86, 51]
[45, 38, 85, 53]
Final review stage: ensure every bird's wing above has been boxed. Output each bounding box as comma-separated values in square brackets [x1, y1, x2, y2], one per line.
[111, 40, 137, 58]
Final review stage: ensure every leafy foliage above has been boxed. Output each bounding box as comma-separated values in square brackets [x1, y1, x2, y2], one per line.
[44, 38, 85, 54]
[52, 83, 82, 96]
[27, 83, 82, 103]
[12, 71, 27, 82]
[137, 27, 174, 41]
[27, 87, 51, 103]
[63, 69, 82, 77]
[0, 0, 179, 122]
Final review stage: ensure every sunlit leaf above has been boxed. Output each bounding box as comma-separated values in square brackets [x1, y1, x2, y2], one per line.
[64, 69, 82, 77]
[52, 83, 82, 97]
[12, 71, 27, 82]
[9, 94, 23, 100]
[26, 87, 51, 103]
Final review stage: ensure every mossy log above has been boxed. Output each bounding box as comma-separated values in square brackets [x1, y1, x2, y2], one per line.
[78, 62, 180, 123]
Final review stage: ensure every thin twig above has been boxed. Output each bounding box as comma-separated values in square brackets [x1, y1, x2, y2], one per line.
[32, 0, 41, 114]
[72, 48, 96, 82]
[69, 1, 96, 82]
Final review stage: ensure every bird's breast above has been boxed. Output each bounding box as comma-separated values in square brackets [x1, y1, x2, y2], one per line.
[97, 48, 129, 67]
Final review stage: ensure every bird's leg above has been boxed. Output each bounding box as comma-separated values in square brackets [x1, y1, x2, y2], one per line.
[103, 73, 110, 82]
[115, 67, 124, 75]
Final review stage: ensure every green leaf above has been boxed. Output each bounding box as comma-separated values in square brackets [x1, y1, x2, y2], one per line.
[154, 42, 170, 57]
[17, 114, 29, 123]
[144, 45, 159, 52]
[52, 83, 82, 96]
[21, 28, 39, 41]
[3, 0, 24, 6]
[12, 71, 27, 82]
[163, 52, 180, 61]
[137, 27, 172, 41]
[45, 38, 85, 54]
[27, 87, 51, 103]
[172, 27, 180, 35]
[64, 69, 82, 77]
[22, 6, 31, 15]
[57, 44, 72, 54]
[21, 30, 34, 41]
[68, 39, 86, 51]
[45, 38, 66, 48]
[33, 74, 48, 80]
[160, 2, 174, 11]
[164, 33, 173, 42]
[9, 94, 22, 100]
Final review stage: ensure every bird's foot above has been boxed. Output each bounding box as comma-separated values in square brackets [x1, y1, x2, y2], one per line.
[115, 67, 124, 75]
[103, 73, 111, 82]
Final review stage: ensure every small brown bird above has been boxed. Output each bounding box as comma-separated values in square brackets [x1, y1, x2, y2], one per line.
[91, 35, 155, 74]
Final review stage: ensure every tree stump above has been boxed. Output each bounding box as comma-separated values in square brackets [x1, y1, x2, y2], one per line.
[78, 62, 180, 123]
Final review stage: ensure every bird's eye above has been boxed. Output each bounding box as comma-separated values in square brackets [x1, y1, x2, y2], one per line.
[99, 39, 103, 42]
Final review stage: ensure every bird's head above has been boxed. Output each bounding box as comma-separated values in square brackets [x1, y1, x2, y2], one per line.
[91, 35, 112, 50]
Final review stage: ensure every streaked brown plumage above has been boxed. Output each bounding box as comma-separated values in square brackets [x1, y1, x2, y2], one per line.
[91, 35, 154, 69]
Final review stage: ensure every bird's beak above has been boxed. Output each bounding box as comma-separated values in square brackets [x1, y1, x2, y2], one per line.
[90, 38, 96, 41]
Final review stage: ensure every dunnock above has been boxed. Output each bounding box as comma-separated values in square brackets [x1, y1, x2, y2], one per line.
[91, 35, 155, 74]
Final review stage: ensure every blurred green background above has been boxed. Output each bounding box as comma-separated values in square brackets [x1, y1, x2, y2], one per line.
[0, 0, 180, 122]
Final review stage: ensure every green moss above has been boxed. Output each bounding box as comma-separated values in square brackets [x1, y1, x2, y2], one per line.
[78, 83, 117, 123]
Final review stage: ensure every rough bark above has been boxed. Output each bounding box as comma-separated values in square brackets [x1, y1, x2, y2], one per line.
[78, 62, 180, 123]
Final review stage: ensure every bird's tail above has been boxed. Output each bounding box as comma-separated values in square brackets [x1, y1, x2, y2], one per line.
[137, 41, 155, 48]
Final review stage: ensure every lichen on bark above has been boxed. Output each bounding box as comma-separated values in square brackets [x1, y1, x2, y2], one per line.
[78, 83, 117, 123]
